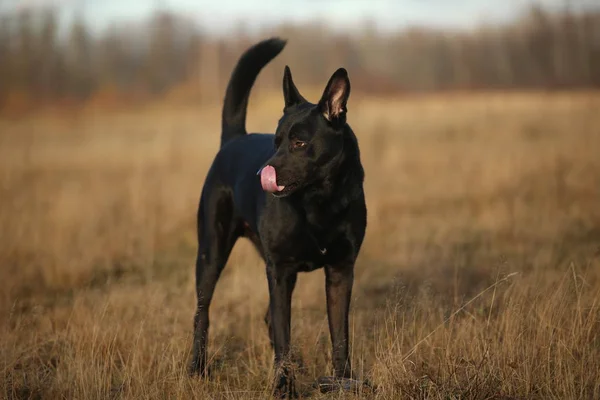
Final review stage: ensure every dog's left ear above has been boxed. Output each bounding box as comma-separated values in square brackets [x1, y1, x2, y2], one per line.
[318, 68, 351, 126]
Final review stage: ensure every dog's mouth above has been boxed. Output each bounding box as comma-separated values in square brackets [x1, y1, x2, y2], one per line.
[258, 165, 300, 197]
[271, 182, 299, 197]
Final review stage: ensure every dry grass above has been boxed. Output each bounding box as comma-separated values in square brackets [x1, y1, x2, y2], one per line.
[1, 91, 599, 399]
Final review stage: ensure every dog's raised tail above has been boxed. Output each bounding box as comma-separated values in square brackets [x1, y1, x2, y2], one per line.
[221, 38, 287, 147]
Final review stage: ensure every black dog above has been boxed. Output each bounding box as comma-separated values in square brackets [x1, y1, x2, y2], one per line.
[189, 37, 367, 397]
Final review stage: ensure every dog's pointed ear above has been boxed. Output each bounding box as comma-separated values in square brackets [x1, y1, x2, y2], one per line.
[283, 65, 306, 108]
[318, 68, 350, 125]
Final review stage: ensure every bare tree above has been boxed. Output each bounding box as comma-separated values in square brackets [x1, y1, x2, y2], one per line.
[66, 15, 93, 99]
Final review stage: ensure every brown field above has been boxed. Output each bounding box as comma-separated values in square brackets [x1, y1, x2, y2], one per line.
[1, 91, 600, 399]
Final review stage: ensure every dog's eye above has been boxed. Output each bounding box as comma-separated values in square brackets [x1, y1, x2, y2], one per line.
[292, 140, 307, 150]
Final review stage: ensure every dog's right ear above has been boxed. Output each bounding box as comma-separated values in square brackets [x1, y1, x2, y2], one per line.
[283, 66, 306, 109]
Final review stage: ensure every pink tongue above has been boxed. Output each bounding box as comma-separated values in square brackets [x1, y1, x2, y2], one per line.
[260, 165, 285, 193]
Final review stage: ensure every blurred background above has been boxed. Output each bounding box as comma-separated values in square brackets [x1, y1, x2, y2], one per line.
[1, 1, 600, 399]
[0, 0, 599, 112]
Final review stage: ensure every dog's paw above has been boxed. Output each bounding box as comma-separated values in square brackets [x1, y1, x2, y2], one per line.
[314, 376, 376, 394]
[273, 374, 298, 398]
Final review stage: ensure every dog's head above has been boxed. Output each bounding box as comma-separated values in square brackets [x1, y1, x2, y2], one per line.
[259, 66, 351, 197]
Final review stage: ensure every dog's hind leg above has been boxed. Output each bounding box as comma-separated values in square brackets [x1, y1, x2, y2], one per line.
[189, 193, 240, 377]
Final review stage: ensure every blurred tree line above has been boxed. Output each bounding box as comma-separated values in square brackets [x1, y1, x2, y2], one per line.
[0, 5, 599, 111]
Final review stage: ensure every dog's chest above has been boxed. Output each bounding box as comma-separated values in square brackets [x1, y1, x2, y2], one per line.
[267, 223, 352, 270]
[260, 198, 356, 269]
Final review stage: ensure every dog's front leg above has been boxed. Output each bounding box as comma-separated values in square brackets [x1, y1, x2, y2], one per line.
[266, 264, 298, 398]
[325, 263, 354, 378]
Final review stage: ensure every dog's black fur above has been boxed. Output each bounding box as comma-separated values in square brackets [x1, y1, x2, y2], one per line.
[189, 38, 367, 397]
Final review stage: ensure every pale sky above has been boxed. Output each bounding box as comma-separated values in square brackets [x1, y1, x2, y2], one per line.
[1, 0, 598, 34]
